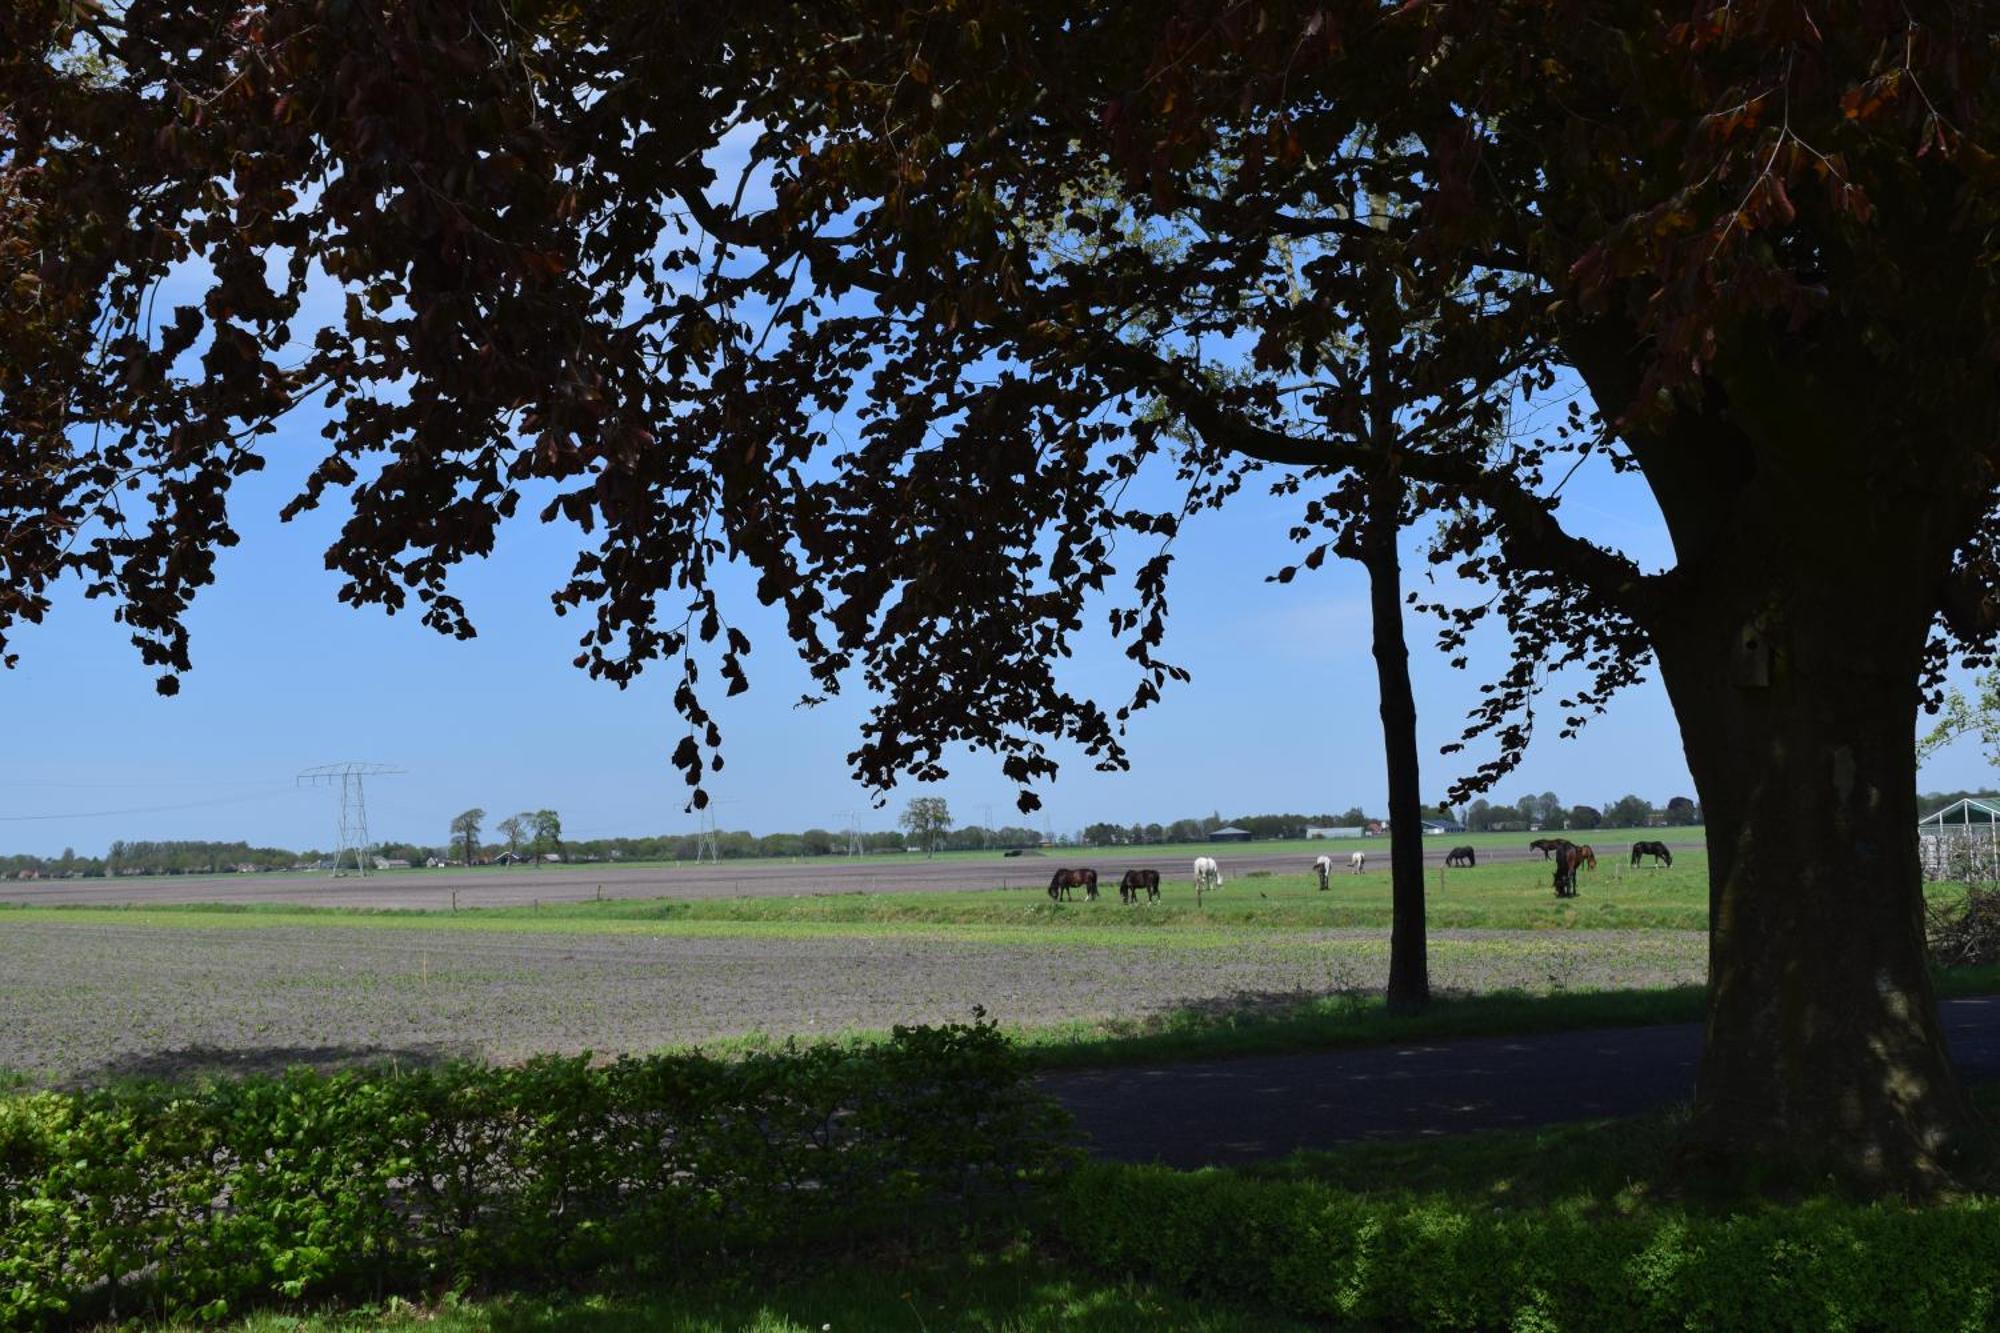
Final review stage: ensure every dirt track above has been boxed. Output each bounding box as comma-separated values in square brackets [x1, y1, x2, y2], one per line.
[0, 839, 1702, 910]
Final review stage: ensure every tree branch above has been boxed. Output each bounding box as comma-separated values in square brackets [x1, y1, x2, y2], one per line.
[1940, 568, 2000, 642]
[1104, 340, 1657, 615]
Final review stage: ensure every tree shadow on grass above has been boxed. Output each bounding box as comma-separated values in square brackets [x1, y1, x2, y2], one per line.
[467, 1241, 1305, 1333]
[65, 1040, 466, 1088]
[1031, 983, 1711, 1072]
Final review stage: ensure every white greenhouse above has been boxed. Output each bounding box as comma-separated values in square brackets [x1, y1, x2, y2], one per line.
[1918, 797, 2000, 883]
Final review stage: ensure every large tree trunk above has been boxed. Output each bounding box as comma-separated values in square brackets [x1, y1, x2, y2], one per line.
[1364, 471, 1430, 1015]
[1650, 506, 1986, 1191]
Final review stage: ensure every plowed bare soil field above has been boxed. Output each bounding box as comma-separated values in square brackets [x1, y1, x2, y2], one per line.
[0, 917, 1705, 1086]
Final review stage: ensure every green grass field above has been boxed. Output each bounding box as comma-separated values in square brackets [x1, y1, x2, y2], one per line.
[56, 826, 1696, 888]
[3, 850, 1717, 931]
[10, 847, 1980, 935]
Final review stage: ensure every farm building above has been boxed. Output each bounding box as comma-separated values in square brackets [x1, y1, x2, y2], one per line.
[1419, 818, 1468, 835]
[1207, 826, 1253, 843]
[1919, 797, 2000, 883]
[1305, 826, 1365, 839]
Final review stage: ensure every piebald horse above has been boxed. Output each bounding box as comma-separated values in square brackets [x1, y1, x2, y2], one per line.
[1312, 855, 1332, 891]
[1349, 850, 1367, 875]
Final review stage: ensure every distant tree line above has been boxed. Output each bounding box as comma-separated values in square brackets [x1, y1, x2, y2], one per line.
[1459, 793, 1701, 832]
[0, 791, 1718, 880]
[1079, 809, 1379, 847]
[0, 840, 311, 879]
[1919, 790, 2000, 818]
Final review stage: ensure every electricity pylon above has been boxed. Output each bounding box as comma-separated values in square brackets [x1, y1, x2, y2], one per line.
[834, 809, 864, 857]
[298, 763, 405, 876]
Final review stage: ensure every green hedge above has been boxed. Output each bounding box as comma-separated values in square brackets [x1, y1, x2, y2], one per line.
[1060, 1164, 2000, 1332]
[0, 1019, 1070, 1329]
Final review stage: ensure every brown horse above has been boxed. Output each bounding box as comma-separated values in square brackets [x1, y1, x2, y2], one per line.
[1048, 868, 1099, 902]
[1630, 840, 1673, 868]
[1553, 843, 1597, 898]
[1529, 837, 1573, 861]
[1119, 868, 1161, 904]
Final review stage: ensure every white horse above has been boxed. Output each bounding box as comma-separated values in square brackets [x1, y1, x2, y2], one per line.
[1312, 855, 1332, 891]
[1349, 851, 1367, 875]
[1193, 856, 1223, 895]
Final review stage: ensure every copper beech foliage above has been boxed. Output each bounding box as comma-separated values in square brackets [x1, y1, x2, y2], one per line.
[3, 1, 1997, 810]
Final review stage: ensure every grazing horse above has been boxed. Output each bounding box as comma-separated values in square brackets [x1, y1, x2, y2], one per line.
[1048, 868, 1098, 902]
[1630, 840, 1673, 868]
[1348, 850, 1367, 874]
[1119, 868, 1161, 904]
[1529, 837, 1572, 861]
[1312, 855, 1332, 891]
[1445, 845, 1477, 868]
[1193, 856, 1223, 896]
[1553, 844, 1597, 898]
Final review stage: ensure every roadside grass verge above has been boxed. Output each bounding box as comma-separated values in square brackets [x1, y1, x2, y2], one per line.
[1008, 963, 2000, 1071]
[198, 1238, 1308, 1333]
[466, 965, 2000, 1076]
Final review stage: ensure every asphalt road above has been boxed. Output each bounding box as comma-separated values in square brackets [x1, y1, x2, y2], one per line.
[0, 838, 1704, 909]
[1043, 995, 2000, 1167]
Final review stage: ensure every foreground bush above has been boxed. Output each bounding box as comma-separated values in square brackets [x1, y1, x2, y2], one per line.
[1061, 1163, 2000, 1332]
[0, 1018, 1069, 1329]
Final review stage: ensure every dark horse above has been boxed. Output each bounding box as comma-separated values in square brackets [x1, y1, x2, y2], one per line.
[1553, 844, 1597, 898]
[1529, 837, 1572, 861]
[1048, 868, 1099, 902]
[1445, 845, 1477, 868]
[1119, 868, 1161, 904]
[1630, 840, 1673, 868]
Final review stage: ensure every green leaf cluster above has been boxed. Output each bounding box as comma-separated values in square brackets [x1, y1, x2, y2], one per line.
[0, 1018, 1070, 1329]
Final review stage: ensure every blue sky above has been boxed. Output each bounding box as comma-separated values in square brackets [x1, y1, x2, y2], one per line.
[6, 122, 1992, 856]
[8, 398, 1991, 858]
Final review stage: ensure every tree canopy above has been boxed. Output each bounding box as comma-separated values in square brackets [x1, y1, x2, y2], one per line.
[7, 0, 1999, 1189]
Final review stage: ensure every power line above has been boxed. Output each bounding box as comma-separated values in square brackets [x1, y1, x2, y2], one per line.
[0, 777, 293, 790]
[0, 787, 298, 821]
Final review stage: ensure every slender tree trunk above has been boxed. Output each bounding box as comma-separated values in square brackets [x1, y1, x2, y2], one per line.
[1650, 505, 1987, 1191]
[1365, 472, 1430, 1014]
[1360, 278, 1428, 1014]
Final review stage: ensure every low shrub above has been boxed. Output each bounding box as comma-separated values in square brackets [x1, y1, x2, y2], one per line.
[1929, 887, 2000, 967]
[0, 1017, 1070, 1329]
[1060, 1164, 2000, 1332]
